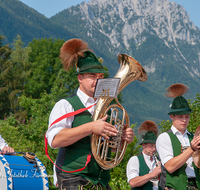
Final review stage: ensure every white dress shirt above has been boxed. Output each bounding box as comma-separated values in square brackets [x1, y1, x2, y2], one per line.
[0, 135, 8, 150]
[156, 125, 195, 178]
[46, 88, 97, 148]
[126, 152, 159, 190]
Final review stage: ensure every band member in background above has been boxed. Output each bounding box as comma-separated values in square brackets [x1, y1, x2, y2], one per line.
[45, 38, 134, 190]
[0, 135, 14, 154]
[156, 83, 200, 190]
[126, 120, 162, 190]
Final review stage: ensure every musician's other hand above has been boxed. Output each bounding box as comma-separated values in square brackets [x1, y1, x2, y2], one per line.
[122, 127, 134, 144]
[151, 165, 161, 177]
[191, 135, 200, 151]
[92, 115, 118, 140]
[0, 146, 15, 155]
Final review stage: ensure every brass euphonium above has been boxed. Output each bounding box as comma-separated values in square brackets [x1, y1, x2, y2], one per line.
[91, 53, 148, 170]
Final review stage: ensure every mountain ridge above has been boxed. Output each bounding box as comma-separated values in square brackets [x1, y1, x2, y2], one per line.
[51, 0, 200, 81]
[74, 0, 200, 49]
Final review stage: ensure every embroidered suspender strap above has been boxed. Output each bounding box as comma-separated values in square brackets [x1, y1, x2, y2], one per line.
[45, 103, 96, 173]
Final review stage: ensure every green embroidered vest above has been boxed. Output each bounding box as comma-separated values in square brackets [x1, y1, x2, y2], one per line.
[165, 131, 200, 190]
[56, 95, 110, 187]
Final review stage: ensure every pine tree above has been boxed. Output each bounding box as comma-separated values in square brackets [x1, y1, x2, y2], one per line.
[0, 35, 12, 118]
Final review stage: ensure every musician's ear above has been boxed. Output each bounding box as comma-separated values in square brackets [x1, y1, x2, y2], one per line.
[141, 143, 146, 149]
[77, 73, 83, 83]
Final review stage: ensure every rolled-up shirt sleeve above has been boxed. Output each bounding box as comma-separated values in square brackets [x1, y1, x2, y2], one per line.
[126, 156, 139, 182]
[156, 132, 173, 165]
[0, 135, 8, 150]
[46, 99, 74, 148]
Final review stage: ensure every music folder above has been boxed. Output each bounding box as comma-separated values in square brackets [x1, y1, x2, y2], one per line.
[93, 78, 121, 99]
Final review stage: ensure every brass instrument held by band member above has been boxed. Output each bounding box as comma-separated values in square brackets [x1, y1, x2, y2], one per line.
[153, 153, 160, 167]
[151, 152, 161, 181]
[91, 53, 148, 170]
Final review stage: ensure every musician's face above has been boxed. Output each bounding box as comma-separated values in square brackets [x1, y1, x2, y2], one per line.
[142, 143, 156, 156]
[170, 114, 190, 134]
[78, 73, 104, 97]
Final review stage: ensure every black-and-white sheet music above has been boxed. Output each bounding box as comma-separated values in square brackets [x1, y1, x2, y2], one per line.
[93, 78, 121, 99]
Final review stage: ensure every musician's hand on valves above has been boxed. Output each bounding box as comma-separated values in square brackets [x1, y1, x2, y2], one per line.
[92, 115, 118, 140]
[190, 135, 200, 151]
[122, 127, 135, 144]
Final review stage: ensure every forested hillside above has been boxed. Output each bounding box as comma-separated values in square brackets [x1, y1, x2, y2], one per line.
[0, 0, 76, 45]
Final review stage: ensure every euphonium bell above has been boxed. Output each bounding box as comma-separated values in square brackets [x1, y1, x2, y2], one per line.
[91, 54, 148, 170]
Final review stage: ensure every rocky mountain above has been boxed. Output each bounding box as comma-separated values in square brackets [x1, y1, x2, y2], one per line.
[51, 0, 200, 77]
[51, 0, 200, 126]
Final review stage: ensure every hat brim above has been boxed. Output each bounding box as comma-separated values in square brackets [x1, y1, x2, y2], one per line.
[75, 68, 107, 75]
[140, 140, 156, 145]
[168, 109, 193, 115]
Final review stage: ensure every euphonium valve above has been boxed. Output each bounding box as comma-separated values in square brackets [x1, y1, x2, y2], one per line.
[91, 54, 148, 170]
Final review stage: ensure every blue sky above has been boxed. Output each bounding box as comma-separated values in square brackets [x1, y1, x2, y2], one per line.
[19, 0, 200, 28]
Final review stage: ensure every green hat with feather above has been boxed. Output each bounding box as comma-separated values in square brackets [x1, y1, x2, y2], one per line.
[139, 120, 158, 144]
[165, 83, 192, 115]
[59, 38, 107, 74]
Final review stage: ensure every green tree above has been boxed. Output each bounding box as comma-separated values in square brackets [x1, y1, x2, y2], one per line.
[25, 38, 65, 98]
[0, 35, 12, 118]
[11, 35, 32, 91]
[9, 35, 32, 117]
[0, 35, 32, 118]
[187, 93, 200, 133]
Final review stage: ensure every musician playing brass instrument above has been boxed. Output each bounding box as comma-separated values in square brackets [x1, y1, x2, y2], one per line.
[126, 120, 162, 190]
[45, 38, 134, 190]
[156, 83, 200, 190]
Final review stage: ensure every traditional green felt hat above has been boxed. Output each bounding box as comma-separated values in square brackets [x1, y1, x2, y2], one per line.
[59, 38, 107, 75]
[75, 51, 107, 74]
[165, 83, 193, 115]
[140, 131, 157, 144]
[168, 95, 192, 115]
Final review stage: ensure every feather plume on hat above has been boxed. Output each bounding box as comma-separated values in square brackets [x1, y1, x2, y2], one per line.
[60, 38, 91, 71]
[164, 83, 190, 98]
[138, 120, 158, 136]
